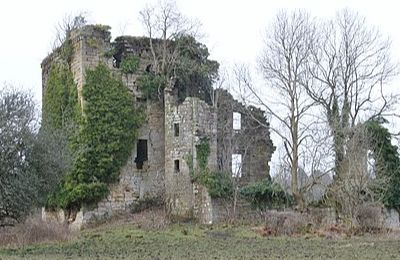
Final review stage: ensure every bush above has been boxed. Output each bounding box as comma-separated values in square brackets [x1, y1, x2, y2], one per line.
[137, 73, 166, 100]
[0, 216, 72, 247]
[194, 171, 234, 199]
[120, 55, 140, 74]
[262, 211, 311, 236]
[240, 180, 293, 210]
[0, 88, 39, 225]
[356, 203, 384, 231]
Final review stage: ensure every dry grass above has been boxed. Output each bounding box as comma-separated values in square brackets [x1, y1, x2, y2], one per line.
[84, 206, 171, 231]
[0, 216, 73, 248]
[2, 222, 400, 259]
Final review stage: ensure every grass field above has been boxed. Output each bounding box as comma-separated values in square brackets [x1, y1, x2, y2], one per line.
[1, 221, 400, 260]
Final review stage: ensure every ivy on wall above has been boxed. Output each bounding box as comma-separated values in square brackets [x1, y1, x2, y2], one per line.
[46, 63, 144, 210]
[120, 55, 140, 74]
[185, 139, 233, 199]
[42, 62, 78, 129]
[137, 73, 166, 100]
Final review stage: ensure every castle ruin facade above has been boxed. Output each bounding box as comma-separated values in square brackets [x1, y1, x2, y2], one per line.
[41, 25, 275, 226]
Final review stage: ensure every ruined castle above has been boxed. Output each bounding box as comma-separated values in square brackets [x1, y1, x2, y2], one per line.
[41, 25, 275, 226]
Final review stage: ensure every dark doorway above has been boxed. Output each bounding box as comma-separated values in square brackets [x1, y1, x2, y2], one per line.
[135, 139, 148, 169]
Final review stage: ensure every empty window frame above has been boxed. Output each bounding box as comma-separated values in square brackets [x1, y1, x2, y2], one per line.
[135, 139, 148, 169]
[233, 112, 241, 130]
[232, 154, 242, 178]
[174, 160, 180, 173]
[174, 123, 180, 137]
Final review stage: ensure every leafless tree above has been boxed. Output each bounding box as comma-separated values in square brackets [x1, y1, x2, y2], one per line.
[215, 88, 271, 219]
[326, 125, 388, 227]
[240, 10, 317, 207]
[52, 13, 87, 50]
[139, 0, 201, 77]
[307, 9, 398, 178]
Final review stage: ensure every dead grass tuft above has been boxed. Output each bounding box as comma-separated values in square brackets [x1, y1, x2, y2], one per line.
[0, 216, 73, 248]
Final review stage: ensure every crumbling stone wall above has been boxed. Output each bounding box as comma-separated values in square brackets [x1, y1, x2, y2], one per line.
[216, 89, 275, 184]
[41, 25, 166, 225]
[164, 86, 217, 222]
[41, 24, 276, 227]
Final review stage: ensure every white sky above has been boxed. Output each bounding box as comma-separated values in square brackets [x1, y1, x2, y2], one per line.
[1, 0, 399, 104]
[1, 0, 399, 175]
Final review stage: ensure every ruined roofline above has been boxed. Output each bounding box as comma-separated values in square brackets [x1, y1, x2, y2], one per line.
[41, 24, 112, 68]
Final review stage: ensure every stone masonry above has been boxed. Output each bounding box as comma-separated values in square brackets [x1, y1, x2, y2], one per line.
[41, 24, 275, 227]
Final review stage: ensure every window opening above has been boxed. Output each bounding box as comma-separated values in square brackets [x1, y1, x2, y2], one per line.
[232, 154, 242, 178]
[233, 112, 241, 130]
[135, 139, 148, 169]
[174, 160, 180, 173]
[174, 123, 180, 137]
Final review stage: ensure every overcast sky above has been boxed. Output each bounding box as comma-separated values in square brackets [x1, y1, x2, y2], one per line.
[1, 0, 399, 105]
[1, 0, 399, 176]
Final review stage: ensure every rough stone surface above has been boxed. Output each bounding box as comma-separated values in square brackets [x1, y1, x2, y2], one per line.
[383, 208, 400, 229]
[216, 89, 275, 184]
[41, 24, 275, 228]
[164, 87, 218, 220]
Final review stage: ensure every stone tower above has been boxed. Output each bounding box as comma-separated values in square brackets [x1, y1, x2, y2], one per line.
[164, 84, 217, 222]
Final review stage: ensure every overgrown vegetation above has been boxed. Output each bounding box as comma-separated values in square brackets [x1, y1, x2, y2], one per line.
[185, 139, 234, 199]
[2, 222, 400, 259]
[0, 216, 72, 247]
[0, 89, 40, 226]
[194, 171, 234, 198]
[196, 138, 210, 171]
[46, 64, 144, 210]
[240, 180, 293, 210]
[365, 118, 400, 210]
[42, 62, 78, 129]
[120, 54, 140, 74]
[174, 35, 219, 104]
[137, 73, 166, 100]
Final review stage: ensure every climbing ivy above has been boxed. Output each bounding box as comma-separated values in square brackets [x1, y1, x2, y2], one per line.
[194, 171, 233, 199]
[137, 73, 166, 100]
[120, 55, 140, 74]
[185, 139, 233, 199]
[42, 62, 79, 129]
[365, 118, 400, 210]
[47, 63, 144, 210]
[196, 138, 210, 172]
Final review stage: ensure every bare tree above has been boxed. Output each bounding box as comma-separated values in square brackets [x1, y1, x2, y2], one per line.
[307, 9, 398, 178]
[52, 13, 87, 50]
[326, 124, 388, 227]
[241, 11, 317, 207]
[139, 0, 200, 77]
